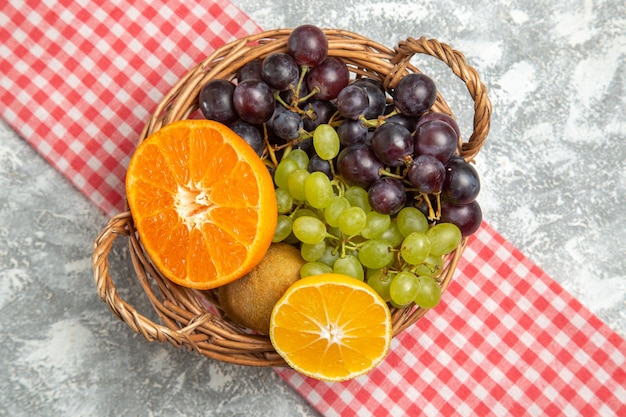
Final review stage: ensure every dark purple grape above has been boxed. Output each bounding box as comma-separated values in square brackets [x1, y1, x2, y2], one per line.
[230, 121, 264, 156]
[440, 200, 482, 236]
[302, 99, 336, 131]
[336, 85, 369, 120]
[267, 102, 287, 129]
[293, 137, 314, 155]
[306, 57, 350, 100]
[287, 24, 328, 67]
[261, 52, 300, 91]
[337, 119, 368, 146]
[352, 78, 387, 119]
[370, 122, 413, 167]
[407, 155, 446, 194]
[271, 109, 303, 140]
[416, 111, 461, 140]
[393, 73, 437, 116]
[198, 79, 238, 125]
[237, 59, 263, 81]
[308, 154, 333, 179]
[414, 120, 458, 163]
[442, 157, 480, 204]
[232, 79, 275, 125]
[337, 144, 383, 188]
[384, 105, 418, 132]
[368, 177, 406, 215]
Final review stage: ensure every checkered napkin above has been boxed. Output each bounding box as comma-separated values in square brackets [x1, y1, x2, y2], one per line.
[2, 2, 625, 416]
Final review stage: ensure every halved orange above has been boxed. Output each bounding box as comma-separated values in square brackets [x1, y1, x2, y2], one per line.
[270, 273, 392, 382]
[125, 119, 277, 290]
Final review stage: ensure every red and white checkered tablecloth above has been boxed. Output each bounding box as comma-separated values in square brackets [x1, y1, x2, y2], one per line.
[2, 2, 625, 416]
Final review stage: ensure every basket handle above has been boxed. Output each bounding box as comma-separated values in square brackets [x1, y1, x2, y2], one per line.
[389, 36, 492, 161]
[92, 211, 192, 346]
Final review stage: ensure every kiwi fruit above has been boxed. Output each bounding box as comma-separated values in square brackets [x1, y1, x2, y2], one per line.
[217, 243, 305, 334]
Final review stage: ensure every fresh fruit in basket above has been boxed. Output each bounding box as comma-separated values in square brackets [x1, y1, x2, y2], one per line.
[93, 25, 491, 373]
[125, 119, 277, 290]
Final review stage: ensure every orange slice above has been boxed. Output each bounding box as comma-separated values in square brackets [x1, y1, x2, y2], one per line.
[125, 119, 277, 290]
[270, 273, 392, 381]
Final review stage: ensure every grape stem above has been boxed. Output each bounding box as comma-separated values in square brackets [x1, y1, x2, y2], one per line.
[379, 168, 405, 180]
[281, 144, 294, 159]
[298, 86, 321, 104]
[358, 108, 401, 129]
[331, 176, 347, 196]
[327, 111, 342, 127]
[294, 65, 311, 105]
[287, 202, 305, 218]
[329, 163, 338, 183]
[274, 92, 295, 112]
[420, 192, 442, 221]
[272, 131, 312, 152]
[262, 123, 279, 167]
[358, 116, 378, 129]
[273, 66, 315, 112]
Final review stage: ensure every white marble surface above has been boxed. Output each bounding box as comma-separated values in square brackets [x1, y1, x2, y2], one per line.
[1, 0, 625, 416]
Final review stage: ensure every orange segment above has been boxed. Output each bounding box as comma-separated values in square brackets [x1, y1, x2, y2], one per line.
[125, 119, 277, 290]
[270, 273, 392, 382]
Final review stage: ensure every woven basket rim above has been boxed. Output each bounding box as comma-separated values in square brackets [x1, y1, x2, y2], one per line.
[92, 28, 492, 367]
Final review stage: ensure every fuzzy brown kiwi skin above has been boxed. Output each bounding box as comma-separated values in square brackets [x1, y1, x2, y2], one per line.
[217, 243, 305, 335]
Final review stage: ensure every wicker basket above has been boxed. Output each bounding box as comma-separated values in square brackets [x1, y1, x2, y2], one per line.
[92, 29, 491, 367]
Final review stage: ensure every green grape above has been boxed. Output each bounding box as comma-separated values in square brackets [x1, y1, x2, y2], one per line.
[400, 232, 431, 265]
[300, 261, 333, 278]
[414, 254, 444, 277]
[287, 169, 310, 201]
[273, 215, 293, 242]
[366, 269, 392, 302]
[396, 207, 429, 237]
[427, 222, 462, 256]
[292, 216, 327, 244]
[274, 158, 300, 189]
[324, 196, 350, 228]
[301, 241, 327, 262]
[344, 186, 371, 212]
[379, 221, 404, 248]
[361, 211, 391, 239]
[389, 271, 419, 306]
[292, 208, 320, 220]
[313, 124, 341, 160]
[414, 275, 441, 309]
[305, 171, 334, 209]
[285, 148, 309, 169]
[319, 245, 340, 266]
[275, 187, 294, 214]
[333, 255, 364, 281]
[338, 206, 367, 236]
[358, 239, 393, 269]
